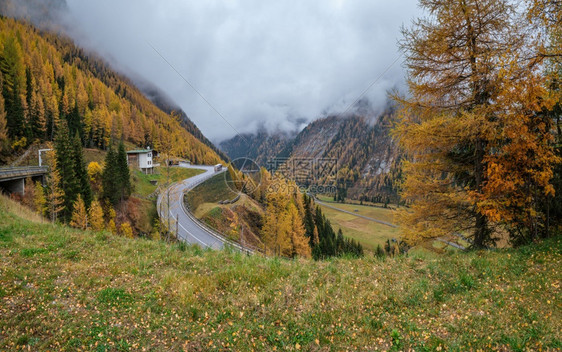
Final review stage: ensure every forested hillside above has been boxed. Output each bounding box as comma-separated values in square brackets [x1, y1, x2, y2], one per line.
[0, 16, 223, 165]
[284, 109, 402, 204]
[139, 81, 230, 162]
[219, 128, 294, 165]
[221, 105, 403, 204]
[187, 168, 364, 260]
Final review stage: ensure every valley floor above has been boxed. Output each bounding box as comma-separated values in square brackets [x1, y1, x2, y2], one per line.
[316, 199, 399, 251]
[0, 195, 560, 351]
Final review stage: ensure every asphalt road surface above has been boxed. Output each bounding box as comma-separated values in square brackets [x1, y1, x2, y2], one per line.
[157, 165, 228, 250]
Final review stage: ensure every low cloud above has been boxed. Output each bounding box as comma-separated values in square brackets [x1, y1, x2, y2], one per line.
[7, 0, 422, 142]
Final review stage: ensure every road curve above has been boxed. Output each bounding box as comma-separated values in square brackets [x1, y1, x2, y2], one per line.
[157, 165, 228, 250]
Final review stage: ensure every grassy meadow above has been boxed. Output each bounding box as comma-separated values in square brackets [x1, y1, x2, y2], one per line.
[315, 199, 398, 251]
[319, 204, 398, 251]
[0, 194, 560, 351]
[185, 172, 239, 212]
[132, 166, 205, 197]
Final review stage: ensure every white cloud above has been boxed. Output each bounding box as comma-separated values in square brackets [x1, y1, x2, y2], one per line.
[63, 0, 420, 141]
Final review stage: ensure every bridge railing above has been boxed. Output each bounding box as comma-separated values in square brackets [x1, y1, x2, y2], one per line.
[0, 166, 48, 179]
[182, 199, 264, 255]
[157, 169, 262, 255]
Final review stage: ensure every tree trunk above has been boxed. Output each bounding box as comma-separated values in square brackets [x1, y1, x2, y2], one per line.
[473, 138, 489, 248]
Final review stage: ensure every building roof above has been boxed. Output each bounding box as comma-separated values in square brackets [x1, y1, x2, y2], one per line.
[126, 149, 153, 154]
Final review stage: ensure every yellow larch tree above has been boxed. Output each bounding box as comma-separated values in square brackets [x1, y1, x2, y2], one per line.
[88, 199, 105, 231]
[262, 191, 292, 256]
[287, 203, 311, 258]
[120, 222, 134, 239]
[34, 181, 47, 217]
[394, 0, 559, 247]
[87, 161, 103, 194]
[70, 194, 88, 230]
[45, 152, 65, 223]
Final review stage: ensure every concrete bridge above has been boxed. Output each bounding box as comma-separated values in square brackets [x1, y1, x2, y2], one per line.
[0, 166, 48, 195]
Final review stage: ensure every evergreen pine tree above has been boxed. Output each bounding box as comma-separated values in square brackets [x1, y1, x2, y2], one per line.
[55, 121, 78, 221]
[102, 146, 119, 206]
[72, 133, 92, 208]
[384, 240, 392, 256]
[67, 101, 83, 140]
[375, 244, 385, 258]
[303, 194, 315, 241]
[9, 82, 24, 140]
[336, 228, 345, 255]
[117, 141, 131, 201]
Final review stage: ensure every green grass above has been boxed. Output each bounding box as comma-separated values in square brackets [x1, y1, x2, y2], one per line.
[126, 167, 205, 235]
[0, 194, 560, 351]
[320, 201, 396, 223]
[316, 194, 398, 209]
[185, 172, 239, 212]
[318, 201, 398, 251]
[83, 148, 107, 164]
[132, 166, 205, 197]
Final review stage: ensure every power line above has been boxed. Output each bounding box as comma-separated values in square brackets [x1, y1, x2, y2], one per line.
[338, 53, 402, 117]
[146, 41, 249, 144]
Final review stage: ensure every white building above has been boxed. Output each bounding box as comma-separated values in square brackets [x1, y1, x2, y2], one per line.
[126, 148, 156, 174]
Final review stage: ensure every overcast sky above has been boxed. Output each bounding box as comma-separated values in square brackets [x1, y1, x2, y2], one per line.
[61, 0, 421, 142]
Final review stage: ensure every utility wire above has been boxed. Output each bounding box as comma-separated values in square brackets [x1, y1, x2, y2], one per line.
[146, 41, 249, 144]
[338, 53, 402, 117]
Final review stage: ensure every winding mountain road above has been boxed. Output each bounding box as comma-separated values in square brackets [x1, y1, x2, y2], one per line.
[157, 165, 235, 250]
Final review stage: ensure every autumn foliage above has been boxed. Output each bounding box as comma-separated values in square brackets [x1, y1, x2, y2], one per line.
[0, 17, 223, 165]
[70, 194, 88, 230]
[260, 174, 311, 258]
[394, 0, 561, 247]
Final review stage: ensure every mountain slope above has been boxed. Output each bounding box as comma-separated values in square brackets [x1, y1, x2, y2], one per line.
[220, 105, 403, 203]
[290, 110, 402, 202]
[219, 128, 295, 165]
[0, 16, 223, 165]
[1, 193, 560, 350]
[136, 79, 230, 162]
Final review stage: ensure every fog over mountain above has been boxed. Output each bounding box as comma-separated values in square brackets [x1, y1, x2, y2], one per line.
[3, 0, 421, 142]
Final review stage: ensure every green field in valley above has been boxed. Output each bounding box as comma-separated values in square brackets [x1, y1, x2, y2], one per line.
[316, 200, 398, 251]
[319, 204, 398, 251]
